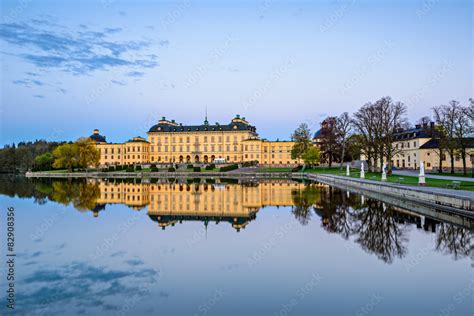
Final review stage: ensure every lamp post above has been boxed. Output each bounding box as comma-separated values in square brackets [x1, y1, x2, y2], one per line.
[382, 163, 387, 181]
[346, 164, 350, 176]
[360, 162, 365, 179]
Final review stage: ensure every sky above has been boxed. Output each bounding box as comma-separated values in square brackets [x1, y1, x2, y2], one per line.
[0, 0, 472, 145]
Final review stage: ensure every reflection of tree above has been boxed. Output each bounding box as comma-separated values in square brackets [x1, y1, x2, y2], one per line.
[435, 223, 472, 261]
[351, 201, 408, 264]
[316, 189, 356, 239]
[50, 180, 100, 211]
[291, 185, 320, 225]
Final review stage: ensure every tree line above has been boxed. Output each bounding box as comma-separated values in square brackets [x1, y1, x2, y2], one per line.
[291, 96, 474, 174]
[0, 138, 100, 173]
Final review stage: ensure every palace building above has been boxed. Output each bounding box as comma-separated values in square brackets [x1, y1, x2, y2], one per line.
[90, 115, 301, 166]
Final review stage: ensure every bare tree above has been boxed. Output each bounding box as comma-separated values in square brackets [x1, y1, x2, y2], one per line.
[417, 116, 431, 125]
[433, 101, 460, 174]
[336, 112, 352, 167]
[377, 98, 407, 174]
[456, 104, 474, 175]
[467, 98, 474, 120]
[353, 97, 407, 173]
[353, 103, 377, 171]
[319, 117, 340, 167]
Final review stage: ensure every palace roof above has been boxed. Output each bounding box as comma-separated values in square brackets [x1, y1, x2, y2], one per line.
[89, 129, 107, 143]
[148, 115, 257, 134]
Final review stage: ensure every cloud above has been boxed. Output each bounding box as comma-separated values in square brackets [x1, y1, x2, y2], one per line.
[126, 71, 145, 77]
[110, 251, 126, 258]
[12, 78, 44, 87]
[104, 27, 122, 34]
[111, 79, 126, 86]
[125, 258, 144, 266]
[11, 260, 162, 315]
[0, 20, 162, 76]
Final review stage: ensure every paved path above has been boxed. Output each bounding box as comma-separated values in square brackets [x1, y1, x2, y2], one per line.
[392, 170, 474, 182]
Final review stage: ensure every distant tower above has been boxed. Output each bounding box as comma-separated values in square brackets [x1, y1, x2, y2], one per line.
[204, 105, 209, 125]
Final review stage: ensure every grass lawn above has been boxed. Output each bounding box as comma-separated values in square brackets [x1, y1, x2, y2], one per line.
[257, 167, 294, 173]
[176, 168, 221, 172]
[427, 172, 474, 178]
[343, 171, 474, 192]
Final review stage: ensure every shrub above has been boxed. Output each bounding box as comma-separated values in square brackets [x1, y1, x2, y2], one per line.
[151, 166, 159, 172]
[205, 163, 215, 170]
[168, 167, 176, 172]
[126, 166, 135, 172]
[150, 164, 157, 169]
[108, 166, 115, 172]
[193, 167, 201, 172]
[291, 165, 303, 172]
[135, 165, 142, 171]
[187, 164, 194, 169]
[220, 164, 239, 172]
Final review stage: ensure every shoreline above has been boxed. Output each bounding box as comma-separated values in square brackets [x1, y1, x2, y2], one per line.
[25, 171, 474, 215]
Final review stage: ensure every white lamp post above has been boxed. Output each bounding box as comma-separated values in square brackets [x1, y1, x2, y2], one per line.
[382, 163, 387, 181]
[419, 160, 426, 186]
[360, 162, 365, 179]
[346, 164, 350, 176]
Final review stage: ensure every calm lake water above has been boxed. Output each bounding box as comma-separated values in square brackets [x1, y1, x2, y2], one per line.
[0, 176, 472, 316]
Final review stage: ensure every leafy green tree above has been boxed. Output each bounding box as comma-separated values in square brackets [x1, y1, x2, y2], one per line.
[34, 152, 54, 171]
[75, 138, 100, 170]
[291, 123, 312, 160]
[302, 146, 320, 166]
[53, 143, 78, 172]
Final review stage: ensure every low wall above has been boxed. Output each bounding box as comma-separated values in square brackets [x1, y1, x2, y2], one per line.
[305, 174, 474, 213]
[25, 171, 296, 179]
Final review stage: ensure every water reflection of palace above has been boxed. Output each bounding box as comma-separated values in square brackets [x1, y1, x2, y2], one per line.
[0, 176, 471, 264]
[95, 180, 319, 231]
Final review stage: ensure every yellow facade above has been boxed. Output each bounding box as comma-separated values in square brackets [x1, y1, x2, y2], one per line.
[91, 115, 301, 166]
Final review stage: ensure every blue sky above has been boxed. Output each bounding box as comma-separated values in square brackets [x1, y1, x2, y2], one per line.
[0, 0, 472, 145]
